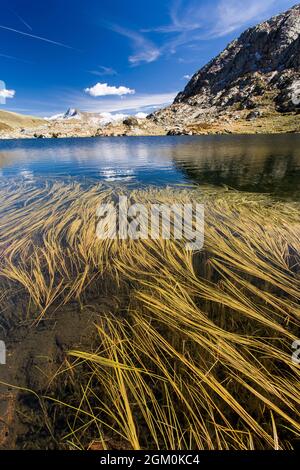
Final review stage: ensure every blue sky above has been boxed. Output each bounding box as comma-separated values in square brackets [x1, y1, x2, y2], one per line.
[0, 0, 297, 116]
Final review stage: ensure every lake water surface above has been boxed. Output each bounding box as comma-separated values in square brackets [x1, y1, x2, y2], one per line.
[0, 134, 300, 200]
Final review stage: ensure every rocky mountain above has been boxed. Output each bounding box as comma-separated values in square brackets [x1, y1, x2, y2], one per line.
[63, 108, 82, 119]
[151, 4, 300, 134]
[47, 108, 148, 126]
[48, 107, 103, 122]
[48, 108, 82, 120]
[0, 109, 163, 139]
[0, 105, 159, 138]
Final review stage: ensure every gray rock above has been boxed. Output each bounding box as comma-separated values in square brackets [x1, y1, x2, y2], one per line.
[246, 110, 262, 121]
[167, 128, 189, 136]
[123, 116, 139, 127]
[152, 4, 300, 127]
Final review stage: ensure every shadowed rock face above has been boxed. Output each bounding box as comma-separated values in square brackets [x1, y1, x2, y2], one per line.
[153, 4, 300, 128]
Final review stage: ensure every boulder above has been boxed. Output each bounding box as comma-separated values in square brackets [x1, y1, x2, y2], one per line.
[123, 116, 139, 127]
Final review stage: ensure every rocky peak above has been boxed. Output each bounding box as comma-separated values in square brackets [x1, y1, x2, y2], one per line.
[153, 4, 300, 128]
[63, 108, 82, 119]
[175, 4, 300, 104]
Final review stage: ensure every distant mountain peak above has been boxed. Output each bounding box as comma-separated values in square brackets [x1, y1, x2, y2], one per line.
[48, 109, 149, 124]
[64, 108, 81, 119]
[48, 108, 84, 121]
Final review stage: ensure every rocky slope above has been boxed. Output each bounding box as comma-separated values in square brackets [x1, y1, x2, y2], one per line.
[0, 110, 43, 132]
[151, 4, 300, 134]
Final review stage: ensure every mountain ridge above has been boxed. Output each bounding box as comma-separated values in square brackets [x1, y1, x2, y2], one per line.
[0, 110, 44, 131]
[151, 3, 300, 134]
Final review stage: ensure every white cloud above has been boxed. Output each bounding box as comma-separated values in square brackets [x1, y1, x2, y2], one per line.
[209, 0, 277, 38]
[89, 66, 117, 77]
[19, 90, 177, 116]
[139, 0, 296, 58]
[183, 74, 191, 80]
[143, 0, 206, 34]
[84, 82, 135, 97]
[75, 91, 177, 113]
[0, 88, 15, 99]
[129, 47, 160, 65]
[107, 24, 161, 65]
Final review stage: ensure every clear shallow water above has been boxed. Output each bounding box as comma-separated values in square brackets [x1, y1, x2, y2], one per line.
[0, 134, 300, 199]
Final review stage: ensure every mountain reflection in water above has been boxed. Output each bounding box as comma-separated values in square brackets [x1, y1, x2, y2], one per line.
[0, 134, 299, 200]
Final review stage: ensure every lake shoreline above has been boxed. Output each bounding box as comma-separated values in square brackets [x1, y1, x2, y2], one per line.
[0, 111, 299, 140]
[1, 129, 300, 142]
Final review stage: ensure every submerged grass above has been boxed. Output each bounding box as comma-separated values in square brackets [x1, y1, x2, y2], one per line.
[0, 181, 300, 450]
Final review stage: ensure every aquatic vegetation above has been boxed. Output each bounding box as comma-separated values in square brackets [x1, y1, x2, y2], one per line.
[0, 181, 300, 450]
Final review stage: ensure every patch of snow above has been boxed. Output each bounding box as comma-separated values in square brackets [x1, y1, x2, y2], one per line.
[47, 113, 64, 121]
[99, 112, 128, 125]
[135, 112, 148, 119]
